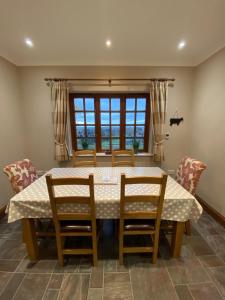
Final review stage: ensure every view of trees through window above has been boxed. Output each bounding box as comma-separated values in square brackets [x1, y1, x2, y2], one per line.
[69, 93, 150, 152]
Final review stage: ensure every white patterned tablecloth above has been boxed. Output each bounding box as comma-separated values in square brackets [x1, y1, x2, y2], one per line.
[8, 167, 202, 223]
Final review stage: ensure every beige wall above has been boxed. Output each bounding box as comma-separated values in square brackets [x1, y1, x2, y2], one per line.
[0, 57, 26, 207]
[190, 48, 225, 216]
[18, 66, 194, 173]
[2, 52, 225, 218]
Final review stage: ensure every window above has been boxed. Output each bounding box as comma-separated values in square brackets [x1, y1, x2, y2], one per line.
[69, 93, 150, 152]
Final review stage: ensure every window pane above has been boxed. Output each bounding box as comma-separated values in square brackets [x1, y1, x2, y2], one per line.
[86, 112, 95, 124]
[87, 126, 95, 137]
[111, 98, 120, 111]
[101, 126, 110, 137]
[136, 112, 145, 124]
[111, 113, 120, 125]
[136, 138, 144, 150]
[126, 112, 135, 124]
[74, 98, 83, 111]
[112, 138, 120, 150]
[77, 138, 83, 150]
[101, 113, 110, 124]
[112, 126, 120, 137]
[101, 138, 110, 150]
[100, 98, 109, 111]
[85, 98, 94, 110]
[126, 98, 135, 111]
[87, 138, 96, 149]
[76, 126, 85, 138]
[136, 126, 145, 137]
[126, 126, 134, 137]
[75, 112, 84, 124]
[125, 138, 133, 149]
[137, 98, 146, 111]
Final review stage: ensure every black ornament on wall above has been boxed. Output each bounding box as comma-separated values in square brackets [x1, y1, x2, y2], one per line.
[170, 110, 184, 126]
[170, 117, 184, 126]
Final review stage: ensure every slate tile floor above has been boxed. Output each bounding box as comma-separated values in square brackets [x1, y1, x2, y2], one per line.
[0, 212, 224, 300]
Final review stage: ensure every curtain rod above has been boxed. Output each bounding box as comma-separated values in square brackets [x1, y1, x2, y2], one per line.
[44, 78, 175, 82]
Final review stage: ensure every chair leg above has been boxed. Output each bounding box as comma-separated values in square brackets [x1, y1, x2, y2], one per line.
[56, 235, 64, 266]
[119, 219, 124, 265]
[152, 231, 159, 264]
[185, 220, 191, 235]
[92, 220, 98, 267]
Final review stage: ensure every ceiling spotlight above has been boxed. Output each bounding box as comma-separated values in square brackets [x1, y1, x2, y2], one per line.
[106, 39, 111, 47]
[25, 38, 34, 48]
[178, 40, 186, 50]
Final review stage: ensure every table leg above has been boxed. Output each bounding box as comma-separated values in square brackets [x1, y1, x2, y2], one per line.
[22, 218, 38, 261]
[171, 221, 185, 258]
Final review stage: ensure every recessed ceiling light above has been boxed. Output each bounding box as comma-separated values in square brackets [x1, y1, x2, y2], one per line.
[178, 40, 186, 50]
[25, 38, 34, 48]
[106, 39, 111, 47]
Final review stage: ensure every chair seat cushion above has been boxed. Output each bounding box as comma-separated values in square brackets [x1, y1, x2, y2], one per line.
[60, 221, 91, 232]
[124, 224, 155, 231]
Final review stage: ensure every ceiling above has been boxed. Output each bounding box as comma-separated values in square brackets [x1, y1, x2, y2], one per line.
[0, 0, 225, 66]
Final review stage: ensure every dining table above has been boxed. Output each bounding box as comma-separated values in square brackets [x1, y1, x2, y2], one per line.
[8, 167, 202, 261]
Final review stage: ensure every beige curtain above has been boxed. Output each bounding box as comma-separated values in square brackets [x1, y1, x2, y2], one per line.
[51, 81, 69, 161]
[150, 81, 168, 162]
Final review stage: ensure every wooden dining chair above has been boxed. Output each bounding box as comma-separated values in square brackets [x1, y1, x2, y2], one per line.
[73, 150, 97, 167]
[176, 156, 207, 235]
[46, 174, 98, 266]
[119, 173, 168, 264]
[112, 149, 135, 167]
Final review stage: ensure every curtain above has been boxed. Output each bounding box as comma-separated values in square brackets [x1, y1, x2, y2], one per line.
[150, 81, 168, 162]
[51, 81, 69, 161]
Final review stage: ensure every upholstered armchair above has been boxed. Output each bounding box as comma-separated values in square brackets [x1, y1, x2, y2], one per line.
[176, 156, 207, 234]
[3, 159, 38, 194]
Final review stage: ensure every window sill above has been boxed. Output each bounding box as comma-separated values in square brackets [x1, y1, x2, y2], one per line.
[70, 152, 153, 158]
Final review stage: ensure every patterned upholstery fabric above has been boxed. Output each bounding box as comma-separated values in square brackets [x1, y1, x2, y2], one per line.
[176, 156, 207, 195]
[3, 159, 38, 194]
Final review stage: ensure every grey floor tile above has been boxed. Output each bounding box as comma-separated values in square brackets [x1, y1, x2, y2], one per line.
[90, 266, 103, 288]
[13, 273, 51, 300]
[167, 257, 210, 284]
[104, 260, 117, 272]
[48, 274, 64, 289]
[54, 257, 80, 273]
[0, 273, 25, 300]
[0, 239, 26, 259]
[175, 285, 193, 300]
[58, 274, 83, 300]
[189, 282, 223, 300]
[208, 267, 225, 297]
[193, 214, 225, 236]
[0, 231, 22, 240]
[0, 272, 12, 291]
[0, 222, 22, 234]
[88, 288, 103, 300]
[81, 274, 90, 300]
[43, 289, 59, 300]
[79, 258, 92, 273]
[104, 272, 133, 300]
[131, 267, 177, 300]
[198, 255, 225, 267]
[185, 235, 215, 256]
[0, 259, 20, 272]
[205, 235, 225, 256]
[17, 258, 56, 273]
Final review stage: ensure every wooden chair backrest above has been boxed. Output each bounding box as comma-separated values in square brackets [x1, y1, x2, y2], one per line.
[46, 174, 96, 231]
[112, 149, 135, 167]
[73, 150, 97, 167]
[120, 173, 167, 221]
